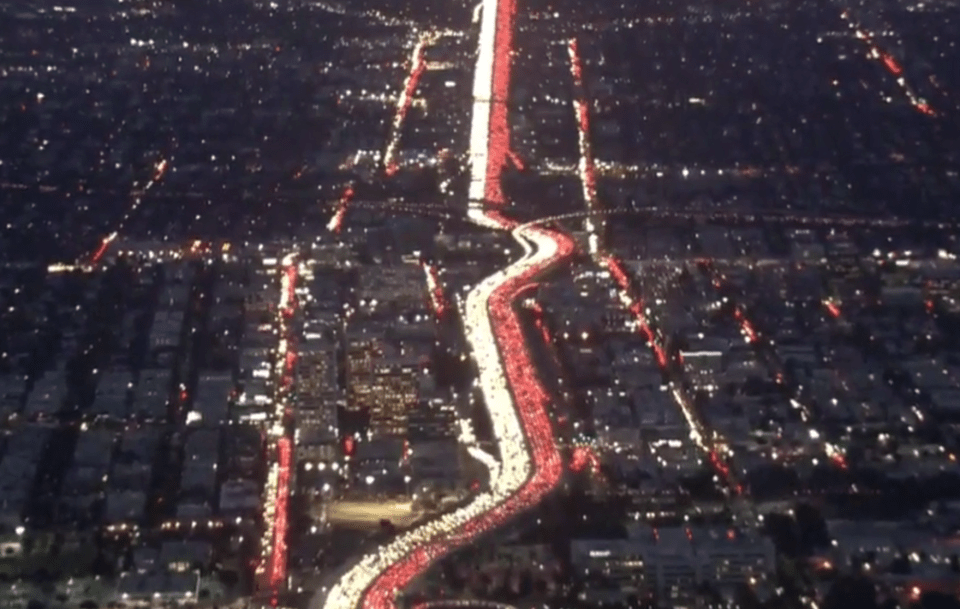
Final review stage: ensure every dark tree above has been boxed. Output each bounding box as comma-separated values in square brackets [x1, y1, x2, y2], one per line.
[822, 575, 879, 609]
[735, 582, 763, 609]
[762, 512, 800, 556]
[920, 591, 960, 609]
[796, 503, 831, 551]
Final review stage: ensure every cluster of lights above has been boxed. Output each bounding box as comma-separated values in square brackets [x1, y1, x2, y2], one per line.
[567, 38, 602, 255]
[88, 158, 169, 267]
[281, 258, 298, 318]
[384, 33, 436, 176]
[327, 184, 355, 234]
[459, 417, 501, 480]
[706, 276, 845, 476]
[347, 199, 454, 223]
[825, 442, 848, 470]
[153, 159, 169, 182]
[527, 298, 564, 376]
[256, 253, 299, 597]
[527, 300, 552, 348]
[507, 150, 525, 171]
[74, 240, 230, 270]
[308, 1, 415, 30]
[481, 0, 517, 208]
[698, 272, 761, 492]
[823, 299, 841, 319]
[466, 0, 516, 210]
[603, 256, 746, 493]
[411, 602, 518, 609]
[269, 436, 292, 587]
[733, 307, 758, 343]
[702, 263, 756, 343]
[159, 519, 225, 531]
[839, 11, 934, 116]
[466, 0, 496, 208]
[90, 232, 118, 267]
[570, 445, 602, 478]
[601, 255, 667, 368]
[421, 261, 448, 319]
[707, 449, 733, 484]
[260, 452, 281, 580]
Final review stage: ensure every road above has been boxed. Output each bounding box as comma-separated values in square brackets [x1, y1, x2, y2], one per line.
[312, 0, 575, 603]
[255, 253, 299, 600]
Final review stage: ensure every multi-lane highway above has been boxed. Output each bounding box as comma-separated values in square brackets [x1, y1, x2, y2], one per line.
[314, 0, 575, 602]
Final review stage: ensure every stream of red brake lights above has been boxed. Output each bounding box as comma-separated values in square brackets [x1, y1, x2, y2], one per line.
[422, 262, 448, 319]
[90, 237, 112, 266]
[385, 44, 429, 177]
[484, 0, 517, 207]
[266, 261, 299, 595]
[602, 256, 668, 367]
[329, 184, 355, 234]
[269, 436, 292, 588]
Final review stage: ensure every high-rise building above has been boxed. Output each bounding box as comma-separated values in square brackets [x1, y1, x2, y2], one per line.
[366, 353, 422, 437]
[345, 324, 431, 438]
[345, 327, 385, 413]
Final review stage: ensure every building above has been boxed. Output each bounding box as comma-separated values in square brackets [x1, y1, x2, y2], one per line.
[0, 425, 49, 528]
[570, 525, 774, 604]
[346, 324, 429, 438]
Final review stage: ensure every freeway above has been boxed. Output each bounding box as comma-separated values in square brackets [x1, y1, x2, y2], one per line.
[314, 0, 575, 601]
[315, 212, 574, 609]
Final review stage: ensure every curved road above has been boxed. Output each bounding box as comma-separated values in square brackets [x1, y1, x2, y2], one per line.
[314, 0, 574, 603]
